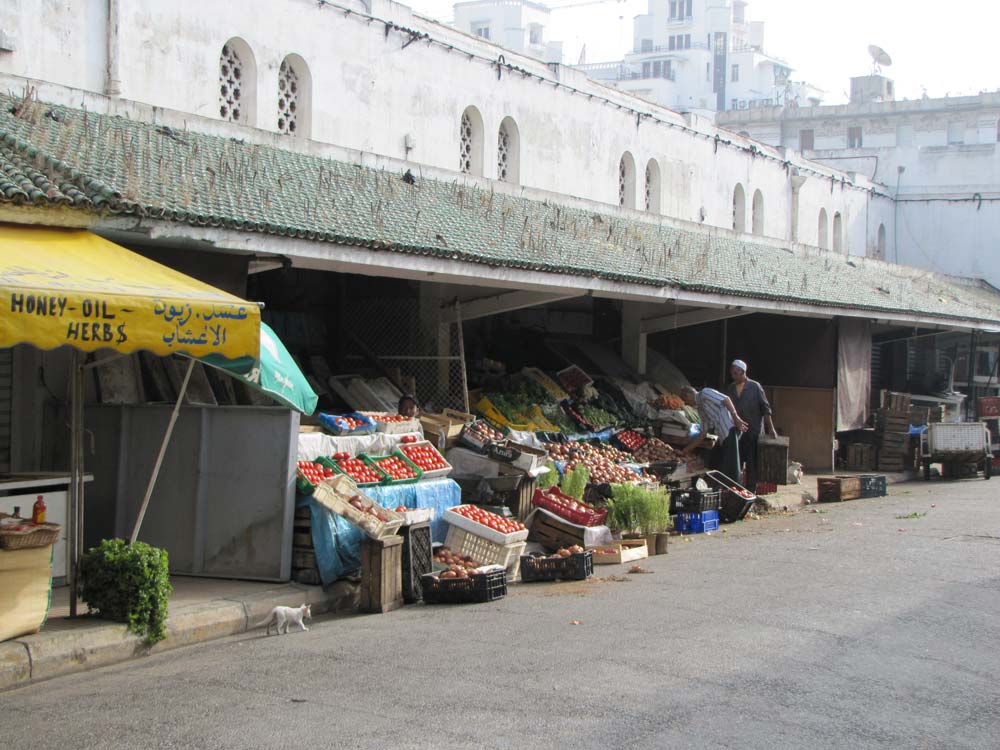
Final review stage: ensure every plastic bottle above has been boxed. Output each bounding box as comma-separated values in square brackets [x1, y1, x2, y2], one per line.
[32, 496, 46, 524]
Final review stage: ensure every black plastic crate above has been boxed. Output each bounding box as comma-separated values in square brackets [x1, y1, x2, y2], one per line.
[519, 551, 594, 582]
[719, 492, 756, 523]
[400, 523, 432, 604]
[859, 474, 887, 498]
[420, 569, 508, 604]
[671, 489, 722, 514]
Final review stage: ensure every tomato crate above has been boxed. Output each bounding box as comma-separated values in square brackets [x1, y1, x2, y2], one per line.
[367, 451, 424, 485]
[675, 510, 719, 534]
[317, 411, 376, 436]
[612, 430, 648, 454]
[703, 470, 757, 523]
[443, 525, 527, 580]
[399, 440, 453, 479]
[316, 455, 387, 487]
[420, 569, 508, 604]
[312, 475, 404, 540]
[556, 365, 593, 394]
[532, 487, 608, 527]
[443, 506, 530, 545]
[362, 412, 421, 435]
[520, 551, 593, 582]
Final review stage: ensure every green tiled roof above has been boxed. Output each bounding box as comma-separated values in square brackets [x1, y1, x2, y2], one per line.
[0, 93, 998, 326]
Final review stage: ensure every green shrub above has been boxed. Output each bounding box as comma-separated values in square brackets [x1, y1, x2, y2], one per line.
[80, 539, 172, 645]
[607, 484, 672, 533]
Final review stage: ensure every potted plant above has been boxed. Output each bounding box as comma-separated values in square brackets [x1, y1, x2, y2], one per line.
[608, 485, 671, 555]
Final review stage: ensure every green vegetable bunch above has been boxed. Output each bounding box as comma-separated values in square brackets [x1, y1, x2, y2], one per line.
[560, 464, 590, 500]
[536, 460, 560, 490]
[607, 484, 671, 534]
[80, 538, 173, 645]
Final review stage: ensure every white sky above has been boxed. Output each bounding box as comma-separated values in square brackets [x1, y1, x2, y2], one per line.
[407, 0, 1000, 103]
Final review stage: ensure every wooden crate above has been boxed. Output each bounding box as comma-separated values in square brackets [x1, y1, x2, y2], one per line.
[527, 508, 590, 552]
[757, 435, 790, 485]
[817, 476, 862, 502]
[881, 392, 912, 412]
[846, 443, 876, 471]
[360, 536, 403, 614]
[588, 539, 648, 565]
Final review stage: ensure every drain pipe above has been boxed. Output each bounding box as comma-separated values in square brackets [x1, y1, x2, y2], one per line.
[105, 0, 121, 96]
[893, 165, 905, 262]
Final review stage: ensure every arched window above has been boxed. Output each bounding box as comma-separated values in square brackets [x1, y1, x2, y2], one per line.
[732, 183, 746, 232]
[619, 152, 636, 209]
[219, 38, 256, 125]
[832, 211, 843, 252]
[817, 208, 829, 249]
[277, 54, 311, 137]
[876, 223, 886, 259]
[751, 189, 764, 235]
[497, 117, 520, 184]
[644, 159, 661, 213]
[459, 106, 484, 176]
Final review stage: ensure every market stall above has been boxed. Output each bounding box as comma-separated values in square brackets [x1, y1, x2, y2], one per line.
[0, 225, 261, 619]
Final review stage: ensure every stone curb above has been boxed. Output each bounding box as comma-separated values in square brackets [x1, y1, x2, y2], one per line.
[0, 580, 358, 692]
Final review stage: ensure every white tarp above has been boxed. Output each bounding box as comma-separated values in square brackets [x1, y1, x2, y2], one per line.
[837, 318, 872, 430]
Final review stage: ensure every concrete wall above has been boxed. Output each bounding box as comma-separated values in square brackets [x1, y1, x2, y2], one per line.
[0, 0, 886, 254]
[720, 94, 1000, 284]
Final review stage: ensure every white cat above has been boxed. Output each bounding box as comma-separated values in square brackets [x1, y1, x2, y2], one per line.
[258, 603, 311, 635]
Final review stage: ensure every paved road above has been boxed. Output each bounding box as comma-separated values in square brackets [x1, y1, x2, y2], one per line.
[7, 479, 1000, 749]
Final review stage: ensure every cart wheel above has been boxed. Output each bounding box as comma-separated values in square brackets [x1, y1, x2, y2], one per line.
[923, 463, 931, 482]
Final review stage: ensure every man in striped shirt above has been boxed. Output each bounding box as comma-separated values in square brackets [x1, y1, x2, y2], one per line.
[680, 385, 748, 484]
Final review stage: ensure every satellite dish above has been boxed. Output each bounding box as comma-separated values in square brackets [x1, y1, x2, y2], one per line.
[868, 44, 893, 74]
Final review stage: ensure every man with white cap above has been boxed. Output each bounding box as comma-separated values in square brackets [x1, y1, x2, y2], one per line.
[679, 385, 748, 485]
[726, 359, 777, 492]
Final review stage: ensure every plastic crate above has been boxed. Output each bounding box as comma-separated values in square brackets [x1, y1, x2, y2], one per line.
[399, 441, 453, 479]
[443, 506, 530, 545]
[367, 451, 424, 485]
[675, 510, 719, 534]
[521, 367, 569, 402]
[520, 551, 593, 582]
[420, 569, 508, 604]
[532, 487, 608, 527]
[317, 455, 387, 487]
[928, 423, 989, 453]
[401, 523, 432, 604]
[475, 396, 533, 433]
[311, 475, 404, 540]
[671, 488, 722, 514]
[443, 525, 526, 580]
[317, 411, 376, 436]
[859, 474, 887, 498]
[458, 421, 503, 454]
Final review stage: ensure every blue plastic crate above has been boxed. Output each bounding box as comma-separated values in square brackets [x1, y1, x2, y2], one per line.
[675, 510, 719, 534]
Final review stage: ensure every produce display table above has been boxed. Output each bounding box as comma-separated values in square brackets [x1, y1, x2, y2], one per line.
[0, 545, 53, 642]
[301, 478, 461, 585]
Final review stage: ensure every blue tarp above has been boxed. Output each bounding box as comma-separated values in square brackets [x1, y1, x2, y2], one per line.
[301, 478, 461, 585]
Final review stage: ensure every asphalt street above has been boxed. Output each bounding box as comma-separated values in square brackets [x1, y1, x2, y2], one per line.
[6, 478, 1000, 750]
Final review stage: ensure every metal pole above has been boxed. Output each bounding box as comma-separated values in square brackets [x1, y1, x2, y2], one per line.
[129, 359, 195, 544]
[75, 358, 85, 611]
[68, 351, 80, 618]
[455, 300, 470, 413]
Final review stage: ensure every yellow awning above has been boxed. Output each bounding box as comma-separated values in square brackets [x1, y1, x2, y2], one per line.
[0, 226, 259, 360]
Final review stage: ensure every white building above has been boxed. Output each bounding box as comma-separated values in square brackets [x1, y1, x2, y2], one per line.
[718, 75, 1000, 286]
[576, 0, 822, 114]
[453, 0, 564, 63]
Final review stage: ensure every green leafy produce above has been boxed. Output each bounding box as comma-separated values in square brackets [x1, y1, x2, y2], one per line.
[560, 464, 590, 500]
[80, 538, 172, 644]
[536, 460, 559, 490]
[607, 484, 671, 533]
[540, 403, 577, 433]
[577, 403, 622, 429]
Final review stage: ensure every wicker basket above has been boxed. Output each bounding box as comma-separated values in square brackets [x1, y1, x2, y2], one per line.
[0, 522, 62, 550]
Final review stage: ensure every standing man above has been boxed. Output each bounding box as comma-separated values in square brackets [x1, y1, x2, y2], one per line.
[679, 385, 748, 484]
[726, 359, 777, 492]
